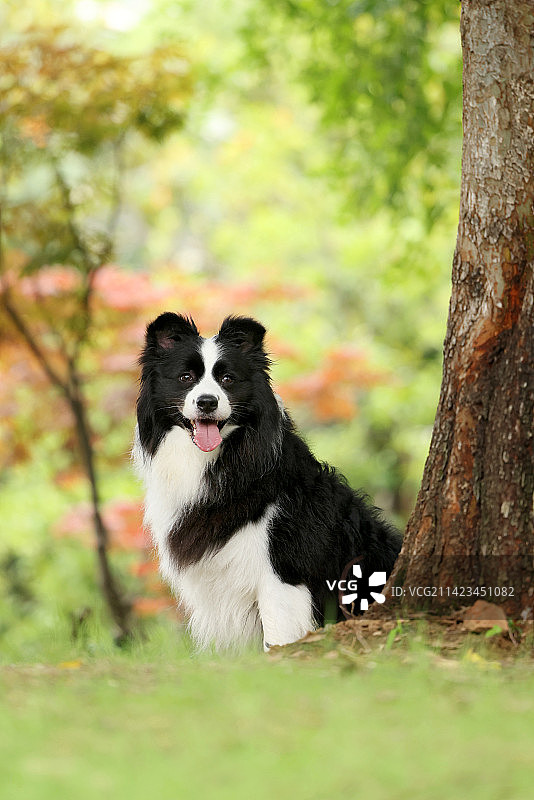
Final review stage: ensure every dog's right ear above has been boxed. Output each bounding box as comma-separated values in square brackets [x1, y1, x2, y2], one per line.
[145, 313, 199, 351]
[218, 316, 266, 353]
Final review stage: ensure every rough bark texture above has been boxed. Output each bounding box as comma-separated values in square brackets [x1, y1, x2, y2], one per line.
[376, 0, 534, 618]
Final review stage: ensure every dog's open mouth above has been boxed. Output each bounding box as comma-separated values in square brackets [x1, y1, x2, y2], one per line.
[186, 419, 227, 452]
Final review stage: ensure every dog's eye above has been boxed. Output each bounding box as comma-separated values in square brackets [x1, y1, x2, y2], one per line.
[179, 372, 195, 385]
[221, 374, 234, 386]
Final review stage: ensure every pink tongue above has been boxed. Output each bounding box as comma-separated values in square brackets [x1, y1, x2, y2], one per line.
[193, 421, 222, 452]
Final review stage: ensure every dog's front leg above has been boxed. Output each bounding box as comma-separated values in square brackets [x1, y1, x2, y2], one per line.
[258, 578, 315, 651]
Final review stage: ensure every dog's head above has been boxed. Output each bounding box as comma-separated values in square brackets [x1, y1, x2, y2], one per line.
[138, 313, 273, 454]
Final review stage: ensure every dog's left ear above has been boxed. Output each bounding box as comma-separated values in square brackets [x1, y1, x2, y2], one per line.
[218, 316, 266, 352]
[145, 312, 199, 351]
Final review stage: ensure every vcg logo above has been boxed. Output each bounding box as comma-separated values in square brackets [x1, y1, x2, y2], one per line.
[326, 557, 388, 619]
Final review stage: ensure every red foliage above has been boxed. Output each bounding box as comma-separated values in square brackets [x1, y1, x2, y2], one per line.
[103, 499, 146, 549]
[279, 346, 388, 422]
[55, 496, 175, 616]
[15, 264, 167, 311]
[55, 497, 147, 550]
[54, 467, 86, 490]
[19, 115, 51, 148]
[93, 266, 166, 311]
[19, 266, 80, 299]
[130, 560, 159, 578]
[132, 596, 174, 617]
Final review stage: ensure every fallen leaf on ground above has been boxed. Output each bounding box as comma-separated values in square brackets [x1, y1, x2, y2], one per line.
[464, 648, 501, 670]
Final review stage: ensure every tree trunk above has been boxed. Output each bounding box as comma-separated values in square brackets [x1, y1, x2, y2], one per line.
[379, 0, 534, 618]
[68, 366, 133, 642]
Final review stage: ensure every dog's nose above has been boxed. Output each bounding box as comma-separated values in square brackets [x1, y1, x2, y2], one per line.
[196, 394, 218, 414]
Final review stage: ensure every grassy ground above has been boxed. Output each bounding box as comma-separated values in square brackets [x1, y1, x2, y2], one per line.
[2, 618, 534, 800]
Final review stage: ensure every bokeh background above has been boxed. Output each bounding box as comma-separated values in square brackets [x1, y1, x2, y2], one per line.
[0, 0, 462, 651]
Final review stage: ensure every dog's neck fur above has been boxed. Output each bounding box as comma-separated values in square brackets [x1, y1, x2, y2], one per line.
[134, 392, 285, 565]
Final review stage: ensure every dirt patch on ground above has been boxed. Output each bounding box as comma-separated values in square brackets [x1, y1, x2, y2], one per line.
[268, 607, 534, 666]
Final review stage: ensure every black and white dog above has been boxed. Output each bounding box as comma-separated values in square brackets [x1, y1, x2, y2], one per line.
[134, 313, 401, 650]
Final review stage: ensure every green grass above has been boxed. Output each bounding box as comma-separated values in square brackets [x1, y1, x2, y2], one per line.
[2, 620, 534, 800]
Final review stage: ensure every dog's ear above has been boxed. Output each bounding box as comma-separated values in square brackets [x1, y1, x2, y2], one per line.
[218, 316, 266, 352]
[145, 313, 198, 351]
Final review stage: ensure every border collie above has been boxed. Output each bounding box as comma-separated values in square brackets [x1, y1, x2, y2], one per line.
[134, 313, 401, 650]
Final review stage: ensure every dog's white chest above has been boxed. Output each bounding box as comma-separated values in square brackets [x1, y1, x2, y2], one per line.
[133, 425, 215, 583]
[177, 509, 277, 650]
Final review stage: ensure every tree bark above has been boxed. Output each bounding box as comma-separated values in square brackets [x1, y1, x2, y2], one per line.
[378, 0, 534, 618]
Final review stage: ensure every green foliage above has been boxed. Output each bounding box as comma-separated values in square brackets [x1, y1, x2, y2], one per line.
[245, 0, 462, 221]
[0, 24, 191, 277]
[0, 26, 190, 150]
[0, 459, 143, 647]
[484, 625, 505, 639]
[385, 619, 404, 650]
